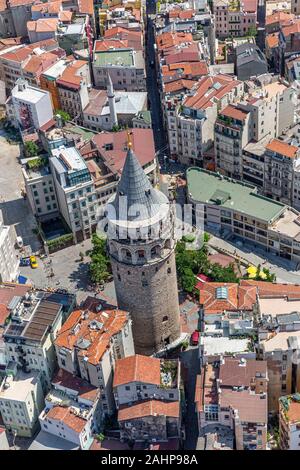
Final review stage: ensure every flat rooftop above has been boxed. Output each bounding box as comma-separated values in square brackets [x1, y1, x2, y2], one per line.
[201, 335, 250, 355]
[94, 49, 134, 67]
[262, 330, 300, 352]
[187, 168, 286, 223]
[0, 371, 40, 401]
[271, 208, 300, 241]
[51, 146, 87, 172]
[12, 84, 48, 104]
[259, 297, 300, 317]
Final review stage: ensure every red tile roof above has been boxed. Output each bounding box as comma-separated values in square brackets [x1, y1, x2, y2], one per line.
[55, 306, 129, 365]
[199, 282, 257, 314]
[78, 0, 93, 15]
[282, 19, 300, 37]
[266, 11, 294, 26]
[266, 33, 279, 49]
[27, 18, 58, 33]
[104, 27, 143, 51]
[156, 32, 193, 51]
[118, 400, 180, 421]
[31, 0, 62, 14]
[240, 279, 300, 299]
[46, 406, 87, 434]
[91, 129, 155, 175]
[164, 79, 198, 94]
[220, 104, 250, 121]
[183, 74, 242, 111]
[113, 355, 161, 387]
[169, 8, 195, 19]
[94, 39, 129, 52]
[52, 369, 99, 402]
[56, 60, 87, 90]
[266, 138, 299, 158]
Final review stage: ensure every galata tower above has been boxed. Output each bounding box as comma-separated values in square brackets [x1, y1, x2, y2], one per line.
[104, 139, 181, 355]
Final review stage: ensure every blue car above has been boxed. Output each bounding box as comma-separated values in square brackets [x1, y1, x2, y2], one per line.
[19, 258, 30, 267]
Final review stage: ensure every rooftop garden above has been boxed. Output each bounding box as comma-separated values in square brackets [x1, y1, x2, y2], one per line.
[160, 360, 178, 388]
[27, 156, 48, 171]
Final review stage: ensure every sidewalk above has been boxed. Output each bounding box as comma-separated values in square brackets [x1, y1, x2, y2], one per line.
[208, 235, 300, 284]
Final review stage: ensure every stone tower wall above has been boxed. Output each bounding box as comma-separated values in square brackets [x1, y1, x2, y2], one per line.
[111, 249, 181, 356]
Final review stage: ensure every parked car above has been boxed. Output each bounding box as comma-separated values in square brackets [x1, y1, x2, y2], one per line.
[30, 255, 38, 269]
[191, 330, 200, 346]
[19, 257, 30, 267]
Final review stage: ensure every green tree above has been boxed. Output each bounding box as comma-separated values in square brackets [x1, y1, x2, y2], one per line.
[209, 263, 239, 283]
[24, 141, 39, 157]
[55, 109, 71, 123]
[89, 234, 111, 284]
[181, 267, 196, 293]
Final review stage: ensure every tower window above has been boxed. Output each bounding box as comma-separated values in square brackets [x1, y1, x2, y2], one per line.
[118, 274, 121, 281]
[128, 271, 131, 275]
[142, 272, 145, 276]
[167, 268, 171, 274]
[142, 279, 148, 287]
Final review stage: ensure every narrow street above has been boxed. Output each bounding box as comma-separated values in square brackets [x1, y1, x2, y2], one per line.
[145, 0, 168, 161]
[180, 347, 199, 449]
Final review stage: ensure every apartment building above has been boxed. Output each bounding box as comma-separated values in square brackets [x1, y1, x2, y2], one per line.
[56, 18, 88, 55]
[118, 400, 181, 444]
[259, 330, 300, 413]
[40, 59, 68, 110]
[38, 369, 100, 449]
[113, 355, 180, 408]
[264, 139, 300, 207]
[198, 281, 257, 325]
[0, 370, 45, 437]
[49, 145, 96, 242]
[166, 74, 244, 165]
[8, 78, 53, 132]
[27, 18, 59, 44]
[235, 43, 268, 81]
[0, 220, 19, 283]
[10, 0, 35, 37]
[103, 27, 143, 51]
[92, 48, 146, 92]
[56, 60, 90, 124]
[3, 291, 75, 392]
[101, 5, 143, 34]
[214, 0, 257, 39]
[279, 394, 300, 449]
[195, 357, 268, 450]
[0, 3, 16, 38]
[215, 104, 252, 179]
[54, 297, 135, 418]
[0, 39, 62, 90]
[22, 160, 59, 221]
[279, 20, 300, 73]
[30, 0, 63, 21]
[187, 167, 300, 263]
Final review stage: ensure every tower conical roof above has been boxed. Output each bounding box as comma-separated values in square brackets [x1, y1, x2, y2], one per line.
[111, 146, 167, 222]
